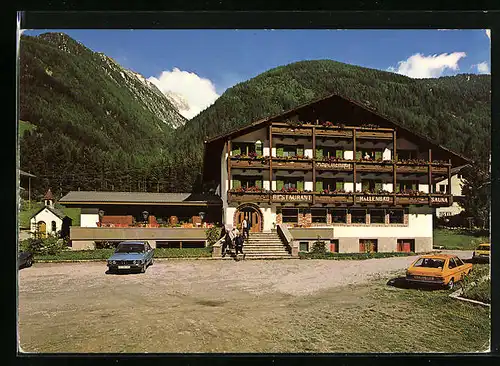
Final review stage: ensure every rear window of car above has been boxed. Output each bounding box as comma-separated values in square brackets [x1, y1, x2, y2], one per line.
[477, 245, 490, 251]
[412, 258, 445, 268]
[116, 244, 145, 253]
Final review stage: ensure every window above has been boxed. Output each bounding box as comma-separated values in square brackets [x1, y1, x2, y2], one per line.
[370, 209, 386, 224]
[276, 178, 304, 191]
[359, 150, 384, 160]
[232, 176, 263, 189]
[359, 239, 378, 253]
[317, 147, 344, 159]
[388, 209, 404, 224]
[397, 181, 418, 192]
[318, 179, 344, 192]
[439, 184, 447, 193]
[299, 242, 309, 252]
[232, 143, 256, 156]
[51, 221, 57, 232]
[277, 144, 304, 157]
[331, 209, 347, 223]
[454, 257, 464, 266]
[350, 209, 367, 224]
[397, 150, 417, 161]
[282, 208, 298, 223]
[362, 180, 383, 192]
[448, 258, 457, 269]
[413, 258, 444, 268]
[311, 209, 327, 223]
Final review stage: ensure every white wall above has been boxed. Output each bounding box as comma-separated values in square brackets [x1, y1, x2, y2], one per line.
[261, 207, 276, 232]
[435, 174, 464, 196]
[383, 148, 392, 161]
[81, 213, 99, 228]
[382, 183, 393, 192]
[305, 148, 313, 158]
[344, 182, 354, 192]
[30, 208, 63, 234]
[419, 184, 429, 193]
[344, 151, 354, 160]
[305, 181, 313, 191]
[436, 203, 464, 218]
[221, 143, 229, 207]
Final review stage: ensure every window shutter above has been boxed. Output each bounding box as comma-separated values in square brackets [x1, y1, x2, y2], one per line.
[316, 180, 323, 192]
[232, 145, 241, 156]
[255, 142, 262, 156]
[412, 182, 417, 191]
[336, 149, 343, 158]
[297, 180, 304, 191]
[276, 146, 284, 157]
[375, 182, 382, 192]
[232, 179, 241, 189]
[255, 180, 262, 188]
[276, 180, 284, 191]
[375, 151, 382, 160]
[316, 148, 323, 160]
[356, 151, 362, 160]
[297, 146, 304, 156]
[336, 180, 344, 191]
[362, 180, 370, 191]
[395, 184, 400, 193]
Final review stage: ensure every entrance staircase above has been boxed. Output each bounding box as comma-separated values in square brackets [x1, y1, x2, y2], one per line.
[231, 231, 293, 259]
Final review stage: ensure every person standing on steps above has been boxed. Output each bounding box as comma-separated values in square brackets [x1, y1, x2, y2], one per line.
[235, 231, 245, 259]
[242, 217, 249, 240]
[222, 226, 232, 257]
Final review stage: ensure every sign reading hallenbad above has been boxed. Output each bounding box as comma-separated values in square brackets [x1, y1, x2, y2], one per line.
[355, 196, 391, 203]
[272, 194, 312, 202]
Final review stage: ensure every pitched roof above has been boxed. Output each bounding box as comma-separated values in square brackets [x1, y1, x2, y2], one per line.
[58, 191, 222, 205]
[31, 206, 67, 220]
[44, 189, 54, 200]
[204, 93, 473, 164]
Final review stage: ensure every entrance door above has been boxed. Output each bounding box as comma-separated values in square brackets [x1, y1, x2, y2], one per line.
[38, 221, 47, 238]
[236, 206, 262, 232]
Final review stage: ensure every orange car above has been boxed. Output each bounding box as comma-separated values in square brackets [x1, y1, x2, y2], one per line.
[405, 254, 472, 290]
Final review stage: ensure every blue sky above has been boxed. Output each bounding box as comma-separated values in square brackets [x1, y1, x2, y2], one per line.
[22, 29, 491, 119]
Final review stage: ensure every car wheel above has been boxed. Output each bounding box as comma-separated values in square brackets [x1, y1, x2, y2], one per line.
[150, 258, 154, 266]
[447, 278, 454, 290]
[27, 258, 33, 267]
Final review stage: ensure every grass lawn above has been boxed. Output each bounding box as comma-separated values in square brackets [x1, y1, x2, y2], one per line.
[433, 228, 489, 250]
[34, 247, 212, 261]
[461, 264, 490, 304]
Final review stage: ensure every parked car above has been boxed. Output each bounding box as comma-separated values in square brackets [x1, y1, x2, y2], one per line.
[18, 251, 34, 269]
[472, 243, 490, 263]
[405, 254, 472, 290]
[107, 241, 154, 273]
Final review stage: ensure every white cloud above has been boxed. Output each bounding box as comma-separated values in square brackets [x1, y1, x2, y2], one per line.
[476, 61, 490, 74]
[486, 29, 491, 40]
[387, 52, 467, 78]
[148, 68, 219, 119]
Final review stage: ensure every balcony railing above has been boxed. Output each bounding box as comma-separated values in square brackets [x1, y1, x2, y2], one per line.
[230, 156, 269, 169]
[227, 190, 452, 206]
[272, 158, 313, 170]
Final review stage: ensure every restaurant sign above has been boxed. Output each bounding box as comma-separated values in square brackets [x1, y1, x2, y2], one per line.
[356, 196, 391, 203]
[272, 194, 312, 202]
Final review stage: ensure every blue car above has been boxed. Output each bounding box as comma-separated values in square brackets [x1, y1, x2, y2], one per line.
[107, 241, 154, 273]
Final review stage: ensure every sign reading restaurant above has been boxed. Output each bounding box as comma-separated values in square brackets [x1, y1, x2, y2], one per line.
[356, 196, 391, 203]
[272, 194, 312, 202]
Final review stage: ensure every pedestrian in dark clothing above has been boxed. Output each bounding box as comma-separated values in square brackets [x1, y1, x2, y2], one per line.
[222, 228, 232, 257]
[235, 233, 245, 258]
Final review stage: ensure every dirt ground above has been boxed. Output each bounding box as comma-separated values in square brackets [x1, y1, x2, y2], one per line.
[19, 250, 487, 353]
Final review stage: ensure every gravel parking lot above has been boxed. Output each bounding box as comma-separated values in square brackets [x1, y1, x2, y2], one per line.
[18, 250, 474, 353]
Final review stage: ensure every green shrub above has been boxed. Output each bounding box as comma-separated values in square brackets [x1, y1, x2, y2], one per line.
[463, 278, 491, 304]
[205, 226, 222, 247]
[311, 237, 326, 254]
[20, 235, 66, 255]
[20, 237, 44, 253]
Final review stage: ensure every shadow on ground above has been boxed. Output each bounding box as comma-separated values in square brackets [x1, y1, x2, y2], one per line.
[386, 276, 444, 292]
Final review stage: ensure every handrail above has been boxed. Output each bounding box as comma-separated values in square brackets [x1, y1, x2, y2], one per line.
[277, 224, 298, 257]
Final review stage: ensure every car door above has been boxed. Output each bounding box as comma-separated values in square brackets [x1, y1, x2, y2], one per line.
[453, 256, 468, 279]
[144, 242, 152, 263]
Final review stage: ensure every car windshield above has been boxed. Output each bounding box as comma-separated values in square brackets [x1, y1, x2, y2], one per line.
[115, 244, 145, 253]
[412, 258, 445, 268]
[477, 245, 490, 251]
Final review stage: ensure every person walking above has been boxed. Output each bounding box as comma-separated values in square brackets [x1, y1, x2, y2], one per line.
[242, 217, 249, 240]
[222, 226, 231, 257]
[235, 232, 245, 259]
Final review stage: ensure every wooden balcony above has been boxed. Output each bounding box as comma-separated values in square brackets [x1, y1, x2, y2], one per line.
[396, 195, 430, 205]
[315, 128, 353, 138]
[431, 165, 449, 174]
[356, 130, 393, 140]
[271, 126, 312, 137]
[356, 162, 393, 173]
[272, 159, 313, 170]
[315, 194, 354, 204]
[270, 192, 313, 203]
[228, 191, 270, 203]
[230, 157, 269, 169]
[395, 164, 428, 174]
